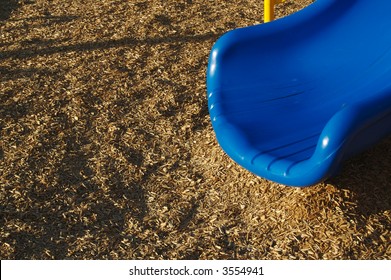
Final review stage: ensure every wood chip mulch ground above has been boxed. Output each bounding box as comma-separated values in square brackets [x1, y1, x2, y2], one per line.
[1, 0, 390, 259]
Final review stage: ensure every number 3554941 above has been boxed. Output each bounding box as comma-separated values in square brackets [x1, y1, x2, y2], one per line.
[222, 267, 264, 276]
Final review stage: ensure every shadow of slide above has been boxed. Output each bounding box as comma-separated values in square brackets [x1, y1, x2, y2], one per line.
[329, 136, 391, 217]
[0, 0, 19, 21]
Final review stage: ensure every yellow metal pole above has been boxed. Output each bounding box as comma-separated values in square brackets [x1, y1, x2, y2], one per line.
[264, 0, 285, 23]
[264, 0, 275, 23]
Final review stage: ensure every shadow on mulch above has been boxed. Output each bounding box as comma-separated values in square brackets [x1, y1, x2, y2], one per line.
[2, 151, 149, 259]
[0, 32, 221, 60]
[0, 0, 19, 21]
[0, 66, 59, 82]
[329, 136, 391, 218]
[1, 121, 202, 258]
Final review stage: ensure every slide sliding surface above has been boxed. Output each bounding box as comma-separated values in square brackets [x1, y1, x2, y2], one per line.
[207, 0, 391, 186]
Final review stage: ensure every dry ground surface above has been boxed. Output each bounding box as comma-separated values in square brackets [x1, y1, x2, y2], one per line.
[1, 0, 390, 259]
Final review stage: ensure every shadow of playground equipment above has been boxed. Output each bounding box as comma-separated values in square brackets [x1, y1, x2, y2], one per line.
[329, 135, 391, 217]
[0, 32, 221, 60]
[0, 0, 19, 21]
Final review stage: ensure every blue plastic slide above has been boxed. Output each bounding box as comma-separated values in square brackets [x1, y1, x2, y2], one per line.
[207, 0, 391, 186]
